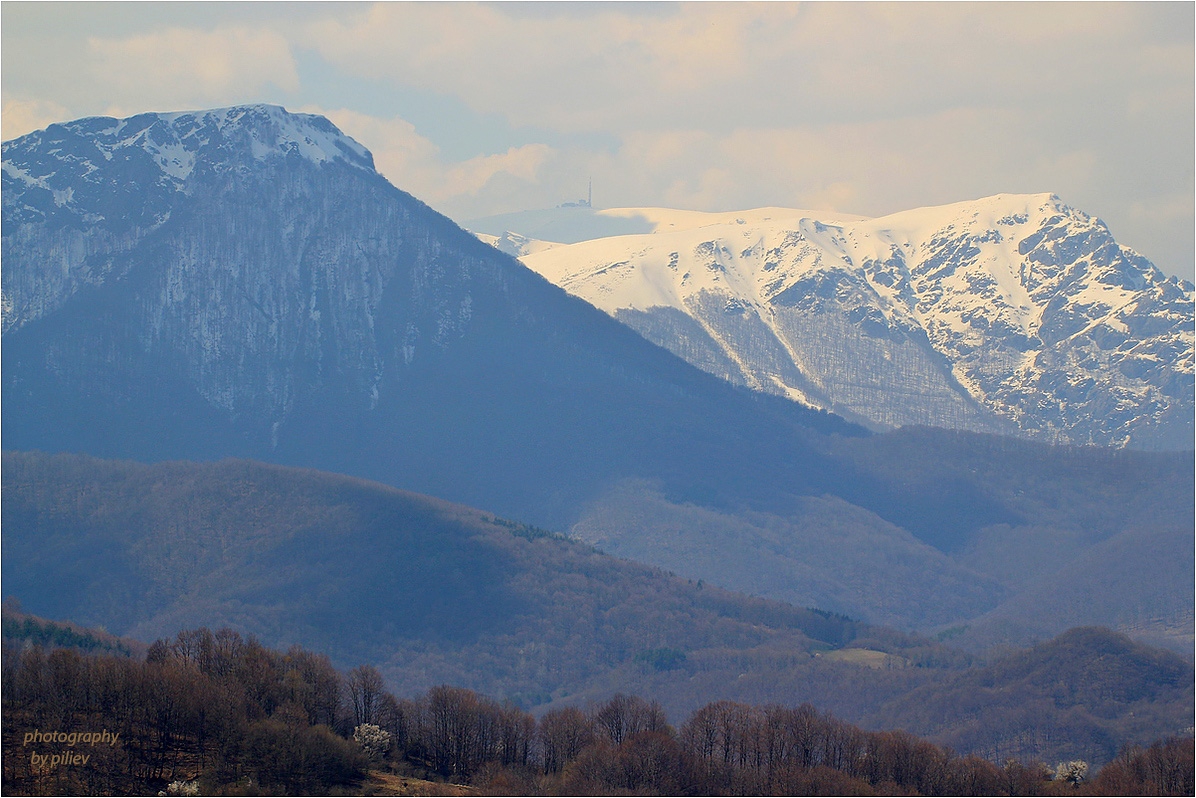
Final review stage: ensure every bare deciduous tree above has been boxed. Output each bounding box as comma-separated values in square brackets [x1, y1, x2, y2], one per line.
[346, 664, 385, 727]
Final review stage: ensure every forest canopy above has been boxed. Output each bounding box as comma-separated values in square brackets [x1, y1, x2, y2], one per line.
[3, 621, 1193, 796]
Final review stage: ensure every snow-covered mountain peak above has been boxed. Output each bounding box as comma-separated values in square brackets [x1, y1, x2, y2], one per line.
[1, 105, 375, 215]
[855, 192, 1056, 248]
[1, 106, 380, 337]
[509, 194, 1193, 449]
[149, 104, 375, 173]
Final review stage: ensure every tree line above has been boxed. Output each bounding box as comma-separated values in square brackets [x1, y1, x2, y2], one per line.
[3, 626, 1192, 796]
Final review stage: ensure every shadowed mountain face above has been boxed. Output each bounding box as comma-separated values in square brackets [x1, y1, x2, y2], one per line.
[2, 106, 1191, 641]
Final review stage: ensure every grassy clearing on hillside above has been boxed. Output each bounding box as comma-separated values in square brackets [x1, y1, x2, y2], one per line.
[818, 648, 911, 669]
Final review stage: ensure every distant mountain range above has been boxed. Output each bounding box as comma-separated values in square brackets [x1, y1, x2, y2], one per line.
[471, 199, 1194, 450]
[3, 105, 1191, 648]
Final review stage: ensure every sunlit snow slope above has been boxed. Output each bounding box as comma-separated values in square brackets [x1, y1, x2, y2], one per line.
[486, 197, 1194, 449]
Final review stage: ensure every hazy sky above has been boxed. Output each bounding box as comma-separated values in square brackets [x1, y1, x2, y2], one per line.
[3, 2, 1193, 279]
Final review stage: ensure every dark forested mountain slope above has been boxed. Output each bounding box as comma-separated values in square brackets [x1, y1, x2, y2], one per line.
[0, 451, 870, 703]
[575, 427, 1194, 646]
[866, 627, 1195, 766]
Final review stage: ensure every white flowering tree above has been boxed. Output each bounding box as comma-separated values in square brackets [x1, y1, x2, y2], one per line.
[354, 723, 392, 762]
[1054, 760, 1089, 785]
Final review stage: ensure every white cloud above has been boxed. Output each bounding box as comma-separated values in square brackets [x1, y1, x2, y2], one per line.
[444, 145, 554, 197]
[86, 26, 299, 111]
[311, 107, 554, 212]
[303, 3, 765, 132]
[1, 99, 71, 140]
[535, 107, 1069, 219]
[302, 3, 1189, 136]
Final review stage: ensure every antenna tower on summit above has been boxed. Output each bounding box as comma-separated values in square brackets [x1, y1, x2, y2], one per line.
[557, 179, 594, 209]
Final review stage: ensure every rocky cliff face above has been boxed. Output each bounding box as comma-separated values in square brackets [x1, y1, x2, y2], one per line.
[513, 198, 1194, 449]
